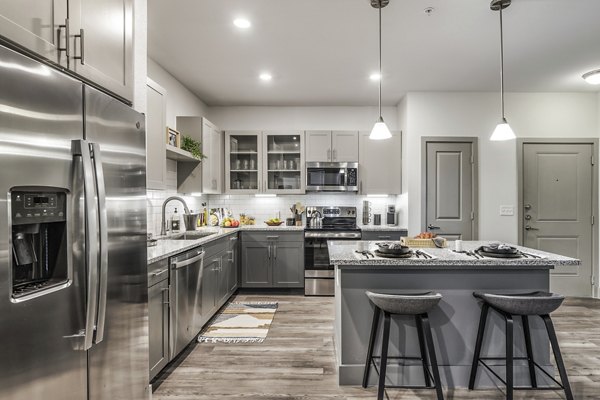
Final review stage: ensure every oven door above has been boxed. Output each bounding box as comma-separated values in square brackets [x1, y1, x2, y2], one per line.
[306, 163, 347, 191]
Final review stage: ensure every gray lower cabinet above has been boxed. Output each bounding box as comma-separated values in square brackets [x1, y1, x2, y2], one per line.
[201, 256, 219, 320]
[272, 242, 303, 287]
[241, 232, 304, 288]
[361, 230, 408, 241]
[148, 260, 169, 381]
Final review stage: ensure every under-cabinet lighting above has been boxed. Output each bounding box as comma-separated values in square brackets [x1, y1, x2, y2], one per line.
[190, 192, 203, 197]
[255, 194, 276, 198]
[367, 194, 389, 198]
[259, 73, 272, 81]
[369, 73, 381, 81]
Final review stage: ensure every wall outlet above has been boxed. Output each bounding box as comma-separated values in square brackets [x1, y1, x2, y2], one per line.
[499, 205, 514, 216]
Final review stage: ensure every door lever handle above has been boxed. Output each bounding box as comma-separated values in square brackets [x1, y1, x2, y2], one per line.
[427, 224, 441, 230]
[525, 225, 539, 231]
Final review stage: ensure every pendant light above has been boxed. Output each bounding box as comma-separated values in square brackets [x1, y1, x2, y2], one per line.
[489, 0, 516, 141]
[369, 0, 392, 140]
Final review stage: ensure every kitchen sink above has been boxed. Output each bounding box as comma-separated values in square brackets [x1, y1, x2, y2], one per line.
[168, 231, 216, 240]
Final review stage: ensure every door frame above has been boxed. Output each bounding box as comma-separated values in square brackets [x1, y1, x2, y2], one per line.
[421, 137, 479, 239]
[517, 138, 599, 297]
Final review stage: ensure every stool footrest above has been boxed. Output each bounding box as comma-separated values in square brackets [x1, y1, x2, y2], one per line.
[478, 358, 565, 390]
[370, 356, 436, 386]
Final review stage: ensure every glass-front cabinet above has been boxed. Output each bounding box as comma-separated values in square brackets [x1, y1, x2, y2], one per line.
[263, 131, 305, 194]
[225, 131, 305, 194]
[225, 131, 262, 193]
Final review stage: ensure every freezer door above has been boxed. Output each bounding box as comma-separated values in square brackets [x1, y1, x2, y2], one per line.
[0, 45, 88, 400]
[84, 86, 149, 400]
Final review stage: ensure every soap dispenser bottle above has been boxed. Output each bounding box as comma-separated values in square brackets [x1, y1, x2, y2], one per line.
[171, 208, 180, 232]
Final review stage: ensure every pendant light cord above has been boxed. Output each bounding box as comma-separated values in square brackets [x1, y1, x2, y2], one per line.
[499, 5, 505, 121]
[378, 0, 382, 119]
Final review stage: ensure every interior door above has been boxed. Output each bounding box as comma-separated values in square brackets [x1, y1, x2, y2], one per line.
[522, 143, 594, 297]
[425, 141, 475, 240]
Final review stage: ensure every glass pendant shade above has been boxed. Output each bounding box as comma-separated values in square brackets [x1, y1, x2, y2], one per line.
[370, 116, 392, 140]
[490, 118, 516, 141]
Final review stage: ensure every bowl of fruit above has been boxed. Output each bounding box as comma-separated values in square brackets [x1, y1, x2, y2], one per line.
[221, 217, 240, 228]
[264, 218, 284, 226]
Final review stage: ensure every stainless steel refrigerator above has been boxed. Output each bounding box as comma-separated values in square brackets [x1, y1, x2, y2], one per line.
[0, 44, 149, 400]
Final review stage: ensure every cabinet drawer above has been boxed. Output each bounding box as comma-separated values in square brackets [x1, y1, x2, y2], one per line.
[148, 258, 169, 287]
[242, 231, 303, 243]
[204, 234, 234, 259]
[361, 230, 408, 241]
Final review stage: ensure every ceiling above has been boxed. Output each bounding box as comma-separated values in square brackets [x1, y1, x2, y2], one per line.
[148, 0, 600, 106]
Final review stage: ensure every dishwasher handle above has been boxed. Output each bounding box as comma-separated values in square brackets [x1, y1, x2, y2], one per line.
[172, 251, 205, 269]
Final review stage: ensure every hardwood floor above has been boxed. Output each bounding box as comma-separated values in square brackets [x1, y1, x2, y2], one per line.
[153, 294, 600, 400]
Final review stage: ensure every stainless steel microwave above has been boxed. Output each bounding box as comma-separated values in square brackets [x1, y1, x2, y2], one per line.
[306, 162, 358, 192]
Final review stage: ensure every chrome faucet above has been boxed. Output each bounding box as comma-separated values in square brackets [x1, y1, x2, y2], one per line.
[160, 196, 191, 236]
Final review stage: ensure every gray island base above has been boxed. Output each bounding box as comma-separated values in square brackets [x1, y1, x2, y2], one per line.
[329, 240, 580, 388]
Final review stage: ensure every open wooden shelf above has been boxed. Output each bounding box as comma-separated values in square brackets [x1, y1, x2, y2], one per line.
[166, 144, 200, 163]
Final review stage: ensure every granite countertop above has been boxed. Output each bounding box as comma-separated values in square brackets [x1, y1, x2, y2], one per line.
[358, 225, 408, 231]
[328, 240, 580, 269]
[147, 224, 303, 263]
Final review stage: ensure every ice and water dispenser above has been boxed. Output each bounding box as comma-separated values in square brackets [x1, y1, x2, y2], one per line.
[10, 187, 69, 299]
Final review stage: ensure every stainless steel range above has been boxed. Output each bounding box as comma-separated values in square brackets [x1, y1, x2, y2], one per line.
[304, 206, 360, 296]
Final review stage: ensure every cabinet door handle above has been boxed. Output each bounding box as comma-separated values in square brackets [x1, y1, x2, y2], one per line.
[162, 287, 170, 305]
[266, 236, 279, 240]
[152, 268, 168, 277]
[57, 18, 70, 59]
[74, 28, 85, 65]
[333, 149, 337, 161]
[327, 148, 331, 161]
[267, 244, 271, 259]
[274, 244, 277, 259]
[379, 235, 391, 239]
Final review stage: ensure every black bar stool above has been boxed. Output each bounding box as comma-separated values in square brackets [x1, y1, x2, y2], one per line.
[468, 291, 573, 400]
[362, 291, 444, 400]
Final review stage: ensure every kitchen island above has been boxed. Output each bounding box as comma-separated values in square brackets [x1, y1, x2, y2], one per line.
[329, 240, 579, 388]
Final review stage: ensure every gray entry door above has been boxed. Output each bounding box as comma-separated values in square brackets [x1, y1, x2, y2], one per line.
[425, 141, 475, 240]
[523, 143, 594, 297]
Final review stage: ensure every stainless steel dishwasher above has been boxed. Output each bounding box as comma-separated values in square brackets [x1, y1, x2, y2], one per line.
[169, 246, 205, 360]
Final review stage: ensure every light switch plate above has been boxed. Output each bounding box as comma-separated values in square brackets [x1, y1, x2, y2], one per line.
[500, 205, 514, 216]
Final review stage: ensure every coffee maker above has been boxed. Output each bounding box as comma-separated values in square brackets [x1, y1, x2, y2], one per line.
[386, 205, 398, 226]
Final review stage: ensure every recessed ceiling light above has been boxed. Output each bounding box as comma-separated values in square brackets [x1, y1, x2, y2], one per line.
[369, 73, 381, 81]
[233, 18, 251, 29]
[259, 73, 272, 81]
[582, 69, 600, 85]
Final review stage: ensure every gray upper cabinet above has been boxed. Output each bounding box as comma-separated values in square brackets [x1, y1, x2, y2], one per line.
[359, 130, 402, 195]
[305, 131, 331, 162]
[306, 131, 359, 162]
[201, 119, 224, 194]
[331, 131, 359, 162]
[146, 79, 167, 190]
[69, 0, 133, 102]
[0, 0, 134, 102]
[0, 0, 69, 66]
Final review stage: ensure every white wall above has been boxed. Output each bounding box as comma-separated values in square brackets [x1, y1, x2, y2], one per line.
[404, 92, 600, 243]
[206, 106, 399, 131]
[147, 58, 209, 127]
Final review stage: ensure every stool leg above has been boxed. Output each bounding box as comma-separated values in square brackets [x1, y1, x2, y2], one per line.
[522, 315, 538, 388]
[541, 315, 574, 400]
[421, 313, 444, 400]
[377, 312, 391, 400]
[505, 314, 514, 400]
[469, 303, 489, 390]
[363, 306, 381, 388]
[415, 315, 432, 387]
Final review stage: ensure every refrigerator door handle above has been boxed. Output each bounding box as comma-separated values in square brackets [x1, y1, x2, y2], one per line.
[72, 140, 99, 351]
[91, 143, 108, 344]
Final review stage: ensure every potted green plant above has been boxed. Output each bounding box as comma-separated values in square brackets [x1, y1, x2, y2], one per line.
[180, 135, 206, 160]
